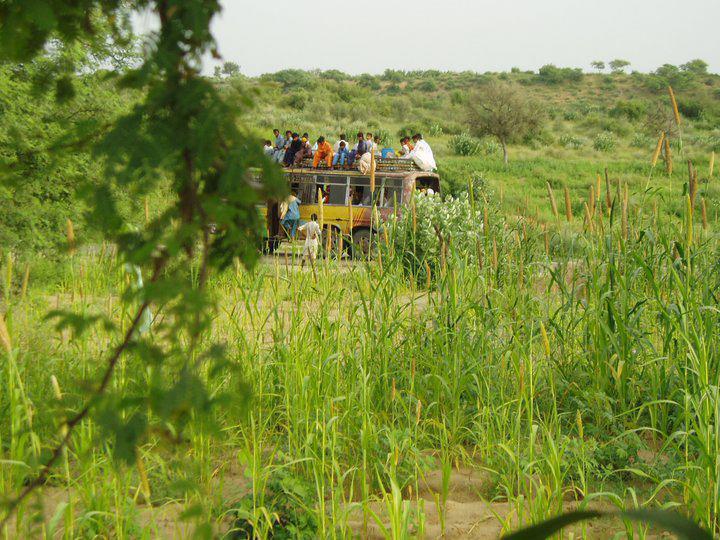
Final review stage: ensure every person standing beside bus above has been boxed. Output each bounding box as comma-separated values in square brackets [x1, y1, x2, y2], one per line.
[298, 214, 322, 268]
[281, 191, 301, 239]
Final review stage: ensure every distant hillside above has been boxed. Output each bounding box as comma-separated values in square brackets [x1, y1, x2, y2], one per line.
[223, 64, 720, 156]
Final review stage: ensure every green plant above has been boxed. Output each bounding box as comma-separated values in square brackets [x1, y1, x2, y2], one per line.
[593, 131, 617, 151]
[449, 133, 482, 156]
[559, 134, 585, 149]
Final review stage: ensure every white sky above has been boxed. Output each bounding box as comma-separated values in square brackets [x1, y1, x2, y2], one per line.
[135, 0, 720, 75]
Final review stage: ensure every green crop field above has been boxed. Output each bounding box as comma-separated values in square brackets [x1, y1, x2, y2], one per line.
[2, 3, 720, 539]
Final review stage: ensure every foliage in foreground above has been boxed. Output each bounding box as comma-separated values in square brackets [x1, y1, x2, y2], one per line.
[0, 0, 284, 528]
[2, 175, 720, 536]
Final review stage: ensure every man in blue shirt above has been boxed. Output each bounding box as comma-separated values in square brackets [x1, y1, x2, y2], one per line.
[348, 132, 368, 166]
[281, 191, 301, 239]
[272, 128, 286, 163]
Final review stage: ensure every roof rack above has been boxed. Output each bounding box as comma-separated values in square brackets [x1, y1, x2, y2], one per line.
[294, 156, 420, 172]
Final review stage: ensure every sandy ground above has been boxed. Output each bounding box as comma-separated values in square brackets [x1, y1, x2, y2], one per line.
[6, 462, 670, 539]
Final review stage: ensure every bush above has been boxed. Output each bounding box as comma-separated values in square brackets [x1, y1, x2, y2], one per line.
[610, 99, 648, 121]
[439, 121, 464, 136]
[286, 91, 309, 110]
[630, 132, 652, 148]
[677, 99, 703, 119]
[559, 134, 585, 149]
[449, 133, 482, 156]
[385, 191, 489, 285]
[537, 64, 584, 84]
[397, 123, 427, 138]
[450, 90, 466, 106]
[593, 131, 617, 152]
[418, 80, 438, 92]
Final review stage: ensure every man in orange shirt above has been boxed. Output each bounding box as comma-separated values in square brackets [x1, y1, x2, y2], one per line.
[312, 136, 333, 168]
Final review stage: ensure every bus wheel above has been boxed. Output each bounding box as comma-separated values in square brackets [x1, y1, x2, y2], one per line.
[351, 228, 375, 260]
[324, 228, 346, 260]
[263, 237, 280, 254]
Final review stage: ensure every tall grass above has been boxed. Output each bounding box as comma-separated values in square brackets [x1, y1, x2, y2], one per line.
[1, 175, 719, 538]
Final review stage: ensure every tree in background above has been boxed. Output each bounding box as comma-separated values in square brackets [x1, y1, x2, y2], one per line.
[466, 81, 545, 165]
[214, 60, 241, 78]
[681, 59, 709, 76]
[609, 59, 631, 74]
[0, 0, 283, 525]
[591, 60, 606, 73]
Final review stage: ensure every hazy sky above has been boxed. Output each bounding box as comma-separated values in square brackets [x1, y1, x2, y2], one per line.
[136, 0, 720, 75]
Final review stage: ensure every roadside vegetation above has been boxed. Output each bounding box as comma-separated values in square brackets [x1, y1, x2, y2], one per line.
[1, 3, 720, 538]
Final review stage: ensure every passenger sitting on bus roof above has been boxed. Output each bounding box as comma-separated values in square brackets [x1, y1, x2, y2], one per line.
[399, 136, 413, 156]
[357, 151, 375, 174]
[332, 141, 350, 168]
[293, 133, 313, 165]
[283, 133, 302, 167]
[281, 191, 301, 239]
[272, 129, 286, 162]
[348, 132, 368, 166]
[298, 214, 321, 268]
[276, 130, 292, 163]
[312, 136, 333, 168]
[263, 140, 274, 157]
[409, 133, 437, 171]
[366, 133, 375, 153]
[333, 134, 348, 154]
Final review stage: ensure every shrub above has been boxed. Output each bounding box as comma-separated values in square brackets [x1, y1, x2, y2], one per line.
[677, 99, 703, 119]
[610, 100, 648, 121]
[439, 121, 464, 136]
[449, 133, 482, 156]
[286, 91, 309, 110]
[483, 139, 501, 156]
[385, 191, 490, 285]
[593, 131, 617, 152]
[559, 134, 585, 149]
[418, 80, 438, 92]
[537, 64, 584, 84]
[630, 132, 652, 148]
[428, 124, 443, 136]
[397, 123, 426, 138]
[450, 90, 466, 106]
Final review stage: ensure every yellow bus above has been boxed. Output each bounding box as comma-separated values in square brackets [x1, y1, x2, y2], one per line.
[260, 158, 440, 256]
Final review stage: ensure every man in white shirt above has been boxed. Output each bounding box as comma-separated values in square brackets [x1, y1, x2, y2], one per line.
[407, 133, 436, 171]
[298, 214, 322, 268]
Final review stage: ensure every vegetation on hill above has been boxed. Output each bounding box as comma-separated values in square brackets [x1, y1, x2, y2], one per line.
[2, 60, 719, 253]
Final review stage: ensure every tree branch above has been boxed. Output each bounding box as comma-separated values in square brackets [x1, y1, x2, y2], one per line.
[0, 260, 166, 528]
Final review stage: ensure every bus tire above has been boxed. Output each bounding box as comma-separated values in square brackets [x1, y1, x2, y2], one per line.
[351, 228, 375, 260]
[263, 237, 280, 254]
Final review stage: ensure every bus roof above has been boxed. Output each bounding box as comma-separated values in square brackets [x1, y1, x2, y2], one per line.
[282, 167, 439, 180]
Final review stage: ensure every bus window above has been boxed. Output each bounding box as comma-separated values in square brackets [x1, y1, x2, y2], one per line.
[381, 178, 403, 207]
[297, 175, 316, 204]
[349, 177, 373, 206]
[416, 176, 440, 193]
[318, 175, 348, 205]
